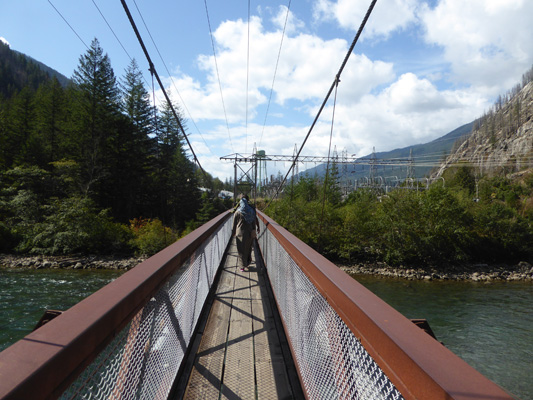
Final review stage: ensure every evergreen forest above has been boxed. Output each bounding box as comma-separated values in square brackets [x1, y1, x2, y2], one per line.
[0, 39, 230, 256]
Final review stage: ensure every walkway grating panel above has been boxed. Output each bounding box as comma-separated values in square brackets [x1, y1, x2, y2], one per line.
[177, 238, 303, 399]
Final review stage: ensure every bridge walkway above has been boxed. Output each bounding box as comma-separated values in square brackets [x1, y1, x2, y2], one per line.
[171, 237, 304, 399]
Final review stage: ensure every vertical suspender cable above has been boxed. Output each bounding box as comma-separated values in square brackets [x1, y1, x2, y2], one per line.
[318, 77, 339, 250]
[245, 0, 251, 153]
[258, 0, 292, 148]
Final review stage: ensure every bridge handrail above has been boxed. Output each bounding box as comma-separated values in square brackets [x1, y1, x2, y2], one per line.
[0, 211, 232, 400]
[257, 210, 512, 400]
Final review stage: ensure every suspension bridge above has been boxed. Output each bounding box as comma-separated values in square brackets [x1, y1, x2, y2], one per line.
[0, 211, 513, 399]
[0, 0, 520, 398]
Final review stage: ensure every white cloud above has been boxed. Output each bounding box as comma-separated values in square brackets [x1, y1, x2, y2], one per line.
[201, 155, 236, 181]
[420, 0, 533, 95]
[297, 72, 489, 160]
[0, 37, 10, 46]
[160, 11, 394, 135]
[314, 0, 419, 38]
[271, 6, 305, 35]
[385, 73, 460, 113]
[157, 0, 530, 181]
[190, 14, 395, 113]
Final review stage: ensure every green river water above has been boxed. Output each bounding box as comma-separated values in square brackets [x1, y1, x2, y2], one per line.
[0, 268, 531, 399]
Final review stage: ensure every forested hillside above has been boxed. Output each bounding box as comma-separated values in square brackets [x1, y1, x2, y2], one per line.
[0, 41, 68, 98]
[0, 38, 229, 256]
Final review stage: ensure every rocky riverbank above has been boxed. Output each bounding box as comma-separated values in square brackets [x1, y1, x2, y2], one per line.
[0, 254, 146, 271]
[338, 261, 533, 282]
[2, 253, 532, 281]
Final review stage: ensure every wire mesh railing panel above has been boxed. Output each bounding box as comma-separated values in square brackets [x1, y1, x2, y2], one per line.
[60, 218, 232, 400]
[257, 219, 404, 400]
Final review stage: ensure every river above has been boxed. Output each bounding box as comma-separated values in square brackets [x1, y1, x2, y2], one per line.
[0, 268, 531, 399]
[352, 274, 532, 400]
[0, 268, 124, 352]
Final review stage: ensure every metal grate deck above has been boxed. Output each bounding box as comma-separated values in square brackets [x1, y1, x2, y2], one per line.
[172, 238, 304, 399]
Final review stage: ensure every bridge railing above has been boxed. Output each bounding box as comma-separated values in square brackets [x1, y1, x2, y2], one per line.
[256, 210, 512, 400]
[0, 211, 232, 400]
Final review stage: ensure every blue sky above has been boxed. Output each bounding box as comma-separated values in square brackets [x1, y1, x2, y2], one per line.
[2, 0, 532, 180]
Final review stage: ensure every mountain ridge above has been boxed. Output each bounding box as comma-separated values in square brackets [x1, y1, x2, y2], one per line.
[300, 121, 474, 181]
[0, 41, 70, 98]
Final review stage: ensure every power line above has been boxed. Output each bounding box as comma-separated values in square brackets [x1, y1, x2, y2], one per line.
[91, 0, 131, 60]
[47, 0, 89, 50]
[204, 0, 235, 153]
[120, 0, 208, 181]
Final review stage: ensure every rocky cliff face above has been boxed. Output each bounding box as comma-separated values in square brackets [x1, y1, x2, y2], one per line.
[436, 82, 533, 177]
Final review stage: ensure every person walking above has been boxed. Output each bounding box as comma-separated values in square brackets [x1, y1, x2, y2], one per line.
[232, 195, 259, 272]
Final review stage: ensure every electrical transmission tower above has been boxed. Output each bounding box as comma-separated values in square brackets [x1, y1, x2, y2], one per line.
[220, 150, 415, 201]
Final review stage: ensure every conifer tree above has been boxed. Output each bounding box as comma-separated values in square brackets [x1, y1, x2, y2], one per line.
[121, 59, 153, 136]
[33, 77, 66, 166]
[153, 100, 200, 228]
[8, 87, 35, 166]
[71, 38, 120, 197]
[114, 59, 155, 219]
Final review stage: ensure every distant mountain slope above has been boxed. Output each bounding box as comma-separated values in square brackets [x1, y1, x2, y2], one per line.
[436, 78, 533, 178]
[300, 121, 474, 181]
[0, 41, 70, 98]
[20, 53, 70, 87]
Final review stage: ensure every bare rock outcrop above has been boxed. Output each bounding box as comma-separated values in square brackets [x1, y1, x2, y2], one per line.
[436, 81, 533, 177]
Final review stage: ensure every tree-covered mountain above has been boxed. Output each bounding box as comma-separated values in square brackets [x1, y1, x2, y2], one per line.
[0, 38, 227, 256]
[0, 41, 69, 99]
[21, 53, 70, 88]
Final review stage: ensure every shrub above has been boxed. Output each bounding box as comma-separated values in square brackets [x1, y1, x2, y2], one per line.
[21, 196, 132, 255]
[129, 217, 178, 256]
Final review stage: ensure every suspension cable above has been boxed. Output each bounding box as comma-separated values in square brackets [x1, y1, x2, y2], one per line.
[262, 0, 378, 211]
[120, 0, 209, 181]
[131, 0, 211, 154]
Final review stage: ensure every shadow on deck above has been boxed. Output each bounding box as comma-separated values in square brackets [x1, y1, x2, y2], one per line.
[171, 238, 304, 399]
